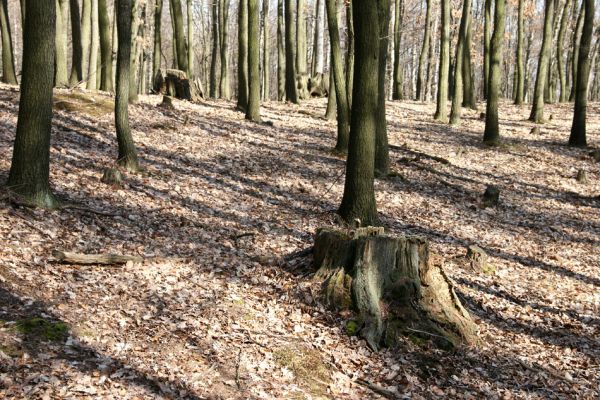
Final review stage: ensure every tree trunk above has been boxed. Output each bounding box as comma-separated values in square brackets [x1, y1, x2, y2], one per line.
[69, 0, 83, 85]
[462, 12, 476, 109]
[54, 0, 69, 87]
[556, 0, 572, 103]
[87, 0, 99, 90]
[296, 0, 307, 75]
[7, 0, 57, 208]
[483, 0, 506, 145]
[569, 1, 584, 102]
[238, 0, 249, 109]
[284, 0, 299, 102]
[434, 0, 450, 121]
[153, 0, 163, 85]
[415, 0, 431, 101]
[115, 0, 140, 172]
[449, 0, 471, 125]
[483, 0, 491, 99]
[210, 0, 219, 97]
[314, 228, 478, 350]
[345, 1, 354, 109]
[219, 0, 231, 99]
[262, 0, 269, 100]
[98, 0, 113, 91]
[325, 0, 349, 152]
[170, 0, 188, 72]
[311, 0, 325, 75]
[375, 0, 390, 176]
[568, 0, 594, 147]
[187, 0, 193, 78]
[529, 0, 555, 123]
[246, 0, 261, 121]
[514, 0, 524, 104]
[325, 62, 336, 119]
[338, 0, 379, 226]
[81, 0, 92, 85]
[392, 0, 403, 100]
[277, 0, 285, 100]
[128, 0, 140, 102]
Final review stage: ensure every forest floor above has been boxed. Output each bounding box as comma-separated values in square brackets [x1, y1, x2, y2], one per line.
[0, 83, 598, 399]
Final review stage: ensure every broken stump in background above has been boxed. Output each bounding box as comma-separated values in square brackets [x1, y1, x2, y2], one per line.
[576, 170, 588, 184]
[153, 69, 204, 102]
[483, 185, 500, 208]
[313, 228, 478, 350]
[101, 168, 123, 186]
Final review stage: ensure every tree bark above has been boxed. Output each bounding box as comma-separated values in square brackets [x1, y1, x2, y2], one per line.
[219, 0, 231, 99]
[69, 0, 83, 85]
[284, 0, 299, 102]
[187, 0, 194, 78]
[210, 0, 219, 97]
[375, 0, 390, 176]
[0, 0, 19, 84]
[238, 0, 249, 109]
[338, 0, 379, 226]
[483, 0, 491, 99]
[556, 0, 572, 103]
[344, 1, 353, 109]
[262, 0, 269, 100]
[7, 0, 57, 208]
[87, 0, 99, 90]
[170, 0, 188, 72]
[529, 0, 555, 123]
[392, 0, 403, 100]
[449, 0, 472, 125]
[115, 0, 140, 172]
[462, 12, 476, 109]
[434, 0, 450, 121]
[277, 0, 285, 100]
[81, 0, 92, 85]
[128, 0, 140, 102]
[153, 0, 163, 84]
[54, 0, 69, 87]
[483, 0, 506, 145]
[325, 0, 349, 152]
[98, 0, 113, 91]
[296, 0, 307, 75]
[311, 0, 325, 75]
[569, 1, 584, 102]
[325, 62, 336, 119]
[314, 228, 478, 350]
[246, 0, 261, 121]
[514, 0, 525, 104]
[415, 0, 431, 101]
[568, 0, 594, 147]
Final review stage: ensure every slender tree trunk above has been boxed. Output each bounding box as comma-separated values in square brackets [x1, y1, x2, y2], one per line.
[219, 0, 231, 99]
[128, 0, 140, 102]
[415, 0, 431, 101]
[425, 14, 436, 102]
[81, 0, 92, 85]
[153, 0, 163, 82]
[375, 0, 390, 175]
[514, 0, 524, 104]
[524, 27, 533, 101]
[312, 0, 324, 74]
[187, 0, 193, 78]
[450, 0, 471, 125]
[529, 0, 555, 123]
[392, 0, 403, 100]
[98, 0, 113, 91]
[115, 0, 139, 171]
[277, 0, 285, 100]
[170, 0, 188, 72]
[556, 0, 572, 103]
[7, 0, 57, 208]
[462, 12, 476, 109]
[483, 0, 506, 145]
[325, 60, 336, 119]
[69, 0, 83, 85]
[87, 0, 99, 89]
[238, 0, 249, 109]
[483, 0, 491, 99]
[339, 0, 379, 226]
[434, 0, 450, 121]
[569, 1, 584, 102]
[568, 0, 594, 146]
[246, 0, 261, 121]
[345, 1, 354, 109]
[54, 0, 69, 87]
[284, 0, 299, 102]
[262, 0, 270, 100]
[325, 0, 349, 152]
[210, 0, 219, 97]
[112, 3, 118, 87]
[296, 0, 307, 75]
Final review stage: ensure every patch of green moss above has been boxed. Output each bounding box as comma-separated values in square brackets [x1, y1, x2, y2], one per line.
[345, 320, 360, 336]
[274, 345, 331, 398]
[16, 317, 69, 342]
[482, 263, 496, 275]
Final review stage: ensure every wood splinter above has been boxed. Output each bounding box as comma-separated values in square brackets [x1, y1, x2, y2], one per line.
[51, 250, 143, 265]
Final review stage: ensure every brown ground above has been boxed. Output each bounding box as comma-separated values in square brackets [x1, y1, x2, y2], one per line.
[0, 83, 598, 399]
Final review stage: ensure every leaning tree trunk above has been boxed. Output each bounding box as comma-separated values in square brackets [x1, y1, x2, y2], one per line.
[415, 0, 431, 101]
[284, 0, 299, 103]
[338, 0, 379, 226]
[0, 0, 18, 84]
[246, 0, 261, 121]
[115, 0, 140, 172]
[569, 1, 584, 102]
[434, 0, 450, 121]
[277, 0, 285, 100]
[238, 0, 249, 109]
[314, 228, 478, 350]
[325, 0, 350, 152]
[392, 0, 403, 100]
[529, 0, 555, 123]
[568, 0, 594, 147]
[7, 0, 57, 208]
[483, 0, 506, 145]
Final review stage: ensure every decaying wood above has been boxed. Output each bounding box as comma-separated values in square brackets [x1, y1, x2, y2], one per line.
[314, 228, 477, 350]
[153, 69, 204, 102]
[52, 250, 143, 265]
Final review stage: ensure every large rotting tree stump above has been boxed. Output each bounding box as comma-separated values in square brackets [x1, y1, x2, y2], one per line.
[153, 69, 204, 102]
[314, 228, 478, 350]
